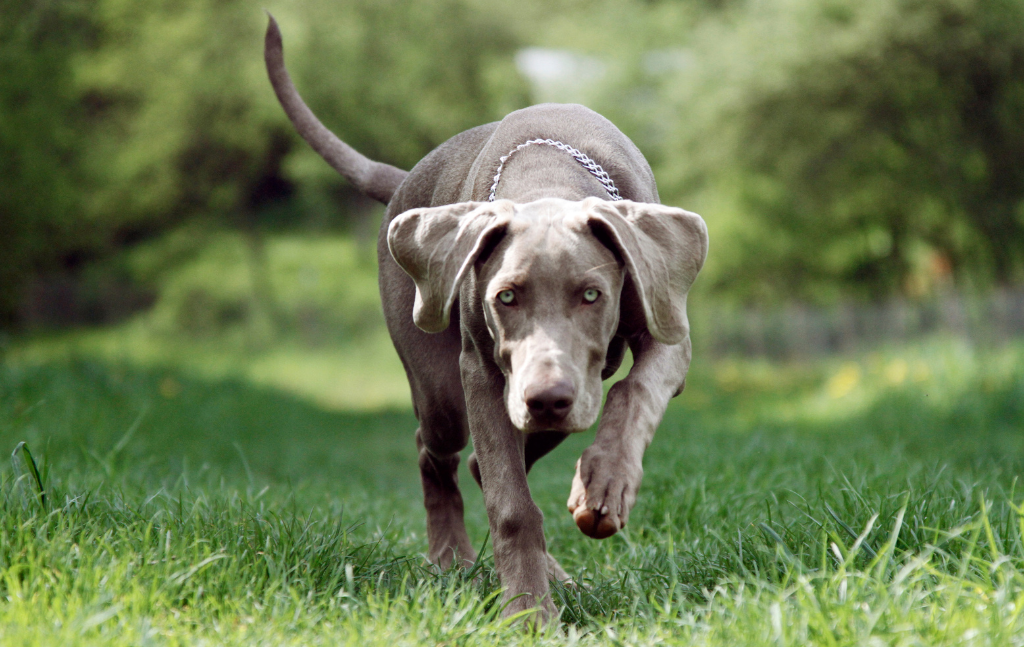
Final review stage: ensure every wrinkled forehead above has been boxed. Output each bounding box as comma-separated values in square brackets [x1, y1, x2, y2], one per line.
[481, 199, 622, 282]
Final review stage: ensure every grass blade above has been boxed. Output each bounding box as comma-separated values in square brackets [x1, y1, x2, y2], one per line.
[758, 522, 799, 565]
[826, 503, 876, 559]
[11, 441, 46, 510]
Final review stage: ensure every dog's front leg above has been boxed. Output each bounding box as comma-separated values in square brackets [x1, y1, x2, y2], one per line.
[460, 352, 556, 621]
[568, 332, 691, 538]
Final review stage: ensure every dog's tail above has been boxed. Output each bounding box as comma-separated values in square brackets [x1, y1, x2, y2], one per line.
[264, 14, 408, 204]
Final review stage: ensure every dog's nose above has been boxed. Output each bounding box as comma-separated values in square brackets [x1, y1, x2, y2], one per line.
[525, 380, 575, 421]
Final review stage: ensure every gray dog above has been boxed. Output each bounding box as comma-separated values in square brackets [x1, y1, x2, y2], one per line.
[264, 17, 708, 620]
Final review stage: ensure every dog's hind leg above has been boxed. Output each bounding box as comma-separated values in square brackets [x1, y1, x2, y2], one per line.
[417, 426, 475, 569]
[378, 237, 476, 570]
[410, 363, 477, 569]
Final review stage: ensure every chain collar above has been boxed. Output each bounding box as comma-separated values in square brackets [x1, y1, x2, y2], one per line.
[487, 138, 623, 202]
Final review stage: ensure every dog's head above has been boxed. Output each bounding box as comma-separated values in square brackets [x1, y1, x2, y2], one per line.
[388, 197, 707, 434]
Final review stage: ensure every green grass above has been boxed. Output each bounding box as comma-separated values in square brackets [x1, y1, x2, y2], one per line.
[3, 337, 1024, 644]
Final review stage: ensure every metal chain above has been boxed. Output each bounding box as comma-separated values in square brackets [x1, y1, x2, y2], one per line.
[487, 138, 623, 202]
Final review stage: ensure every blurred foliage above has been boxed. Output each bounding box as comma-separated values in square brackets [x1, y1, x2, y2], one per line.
[656, 0, 1024, 303]
[127, 228, 384, 345]
[4, 0, 1024, 332]
[0, 0, 93, 324]
[0, 0, 528, 327]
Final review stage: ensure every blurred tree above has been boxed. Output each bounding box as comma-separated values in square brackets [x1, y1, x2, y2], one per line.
[291, 0, 528, 169]
[662, 0, 1024, 303]
[77, 0, 529, 225]
[0, 0, 94, 324]
[18, 0, 1024, 329]
[492, 0, 702, 169]
[0, 0, 529, 329]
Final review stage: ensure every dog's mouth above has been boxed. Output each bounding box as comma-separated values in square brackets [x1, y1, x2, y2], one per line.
[521, 416, 583, 435]
[525, 410, 600, 435]
[524, 412, 573, 433]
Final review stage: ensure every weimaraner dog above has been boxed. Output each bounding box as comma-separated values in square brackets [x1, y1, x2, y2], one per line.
[264, 16, 707, 620]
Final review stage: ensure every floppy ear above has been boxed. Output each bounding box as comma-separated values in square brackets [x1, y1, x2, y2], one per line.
[586, 199, 708, 345]
[388, 201, 515, 333]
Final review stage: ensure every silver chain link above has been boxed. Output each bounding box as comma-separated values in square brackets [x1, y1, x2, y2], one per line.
[487, 138, 623, 202]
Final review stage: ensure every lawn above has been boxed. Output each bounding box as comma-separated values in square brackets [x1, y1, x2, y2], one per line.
[2, 335, 1024, 644]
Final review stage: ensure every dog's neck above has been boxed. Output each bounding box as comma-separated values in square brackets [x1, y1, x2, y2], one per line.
[488, 139, 623, 202]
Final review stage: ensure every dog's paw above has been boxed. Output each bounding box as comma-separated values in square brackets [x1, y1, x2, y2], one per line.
[566, 449, 641, 539]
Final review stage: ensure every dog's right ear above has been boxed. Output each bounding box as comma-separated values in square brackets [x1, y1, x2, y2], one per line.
[388, 201, 514, 333]
[584, 199, 708, 346]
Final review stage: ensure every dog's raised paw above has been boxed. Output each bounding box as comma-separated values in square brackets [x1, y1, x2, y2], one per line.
[567, 457, 628, 539]
[571, 504, 622, 539]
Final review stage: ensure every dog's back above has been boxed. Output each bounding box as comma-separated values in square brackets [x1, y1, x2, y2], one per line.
[387, 104, 659, 218]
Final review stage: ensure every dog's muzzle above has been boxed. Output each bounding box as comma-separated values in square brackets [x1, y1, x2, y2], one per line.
[524, 377, 575, 427]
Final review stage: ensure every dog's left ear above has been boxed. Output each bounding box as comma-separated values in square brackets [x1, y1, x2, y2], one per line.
[585, 199, 708, 345]
[388, 201, 515, 333]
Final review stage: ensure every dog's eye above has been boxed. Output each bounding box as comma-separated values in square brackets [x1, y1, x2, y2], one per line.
[583, 288, 601, 304]
[497, 289, 516, 305]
